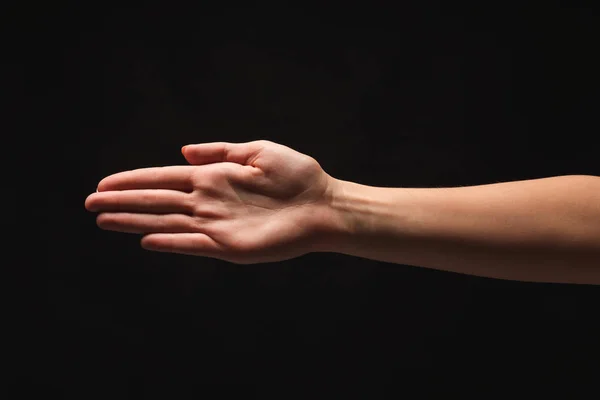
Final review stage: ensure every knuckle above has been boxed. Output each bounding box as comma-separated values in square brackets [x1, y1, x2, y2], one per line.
[140, 191, 155, 207]
[156, 216, 172, 232]
[185, 170, 195, 188]
[190, 215, 211, 232]
[222, 142, 231, 161]
[183, 193, 198, 214]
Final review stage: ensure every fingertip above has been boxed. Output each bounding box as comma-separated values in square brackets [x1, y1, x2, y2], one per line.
[141, 234, 162, 251]
[96, 178, 109, 192]
[84, 194, 96, 212]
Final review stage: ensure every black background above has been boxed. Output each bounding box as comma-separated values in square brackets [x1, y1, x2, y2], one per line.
[6, 1, 600, 394]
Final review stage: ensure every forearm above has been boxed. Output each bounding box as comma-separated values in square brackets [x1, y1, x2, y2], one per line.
[317, 175, 600, 285]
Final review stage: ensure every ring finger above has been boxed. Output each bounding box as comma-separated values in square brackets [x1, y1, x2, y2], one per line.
[96, 213, 203, 234]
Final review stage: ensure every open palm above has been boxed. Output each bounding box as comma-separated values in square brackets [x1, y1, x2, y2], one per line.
[85, 140, 338, 263]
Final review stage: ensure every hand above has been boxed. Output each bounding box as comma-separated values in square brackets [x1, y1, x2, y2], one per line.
[85, 140, 338, 264]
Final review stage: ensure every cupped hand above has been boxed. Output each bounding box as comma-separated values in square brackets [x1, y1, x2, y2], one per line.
[85, 140, 339, 264]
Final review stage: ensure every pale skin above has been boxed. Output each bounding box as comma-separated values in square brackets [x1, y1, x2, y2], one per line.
[85, 140, 600, 285]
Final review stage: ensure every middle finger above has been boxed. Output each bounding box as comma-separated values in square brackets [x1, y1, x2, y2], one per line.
[85, 189, 195, 214]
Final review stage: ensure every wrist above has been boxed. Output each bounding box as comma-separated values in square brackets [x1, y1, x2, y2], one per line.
[304, 175, 350, 253]
[308, 176, 383, 254]
[310, 175, 420, 257]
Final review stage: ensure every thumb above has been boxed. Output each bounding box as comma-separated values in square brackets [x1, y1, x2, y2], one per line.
[182, 141, 265, 166]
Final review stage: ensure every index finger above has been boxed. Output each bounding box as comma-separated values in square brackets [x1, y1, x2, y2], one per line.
[97, 166, 196, 192]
